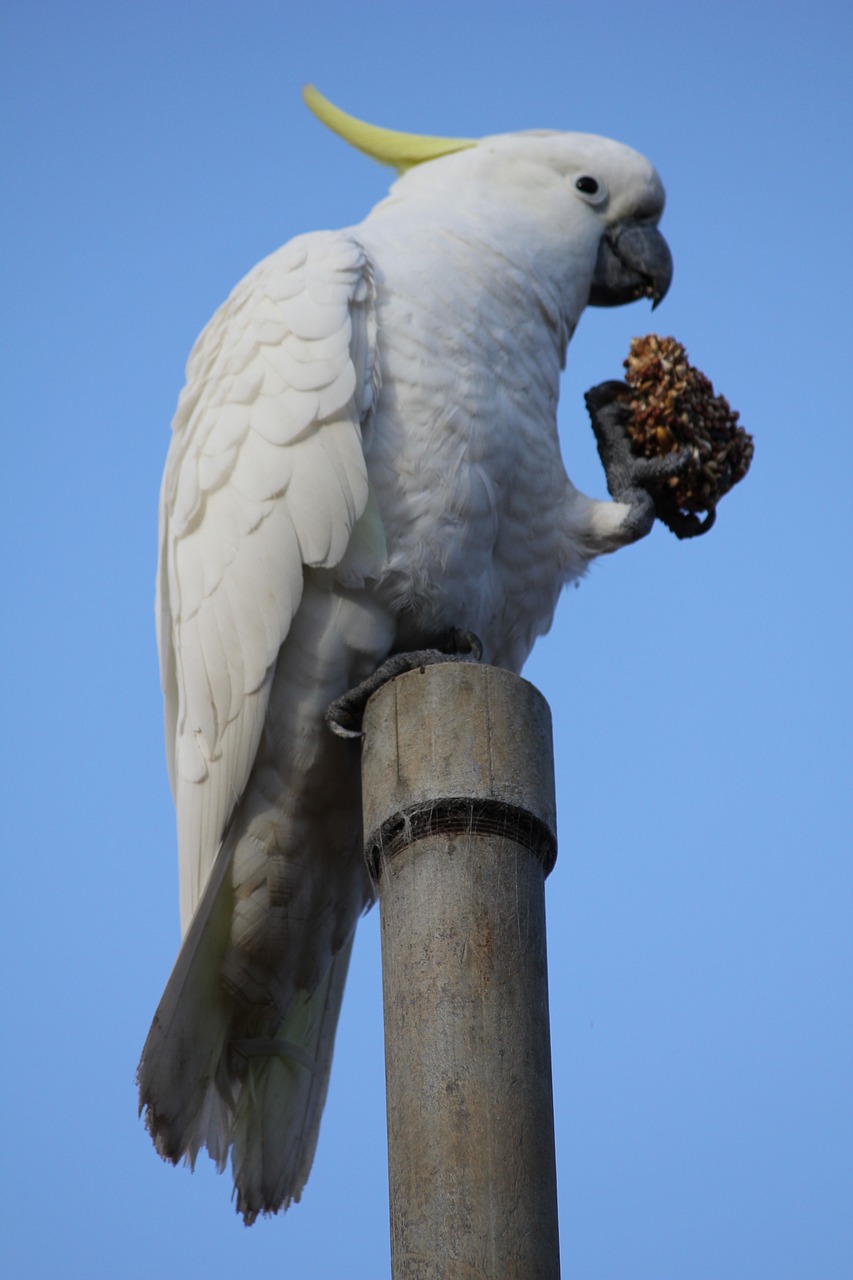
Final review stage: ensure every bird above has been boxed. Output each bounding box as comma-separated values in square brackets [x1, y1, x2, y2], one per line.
[138, 85, 677, 1223]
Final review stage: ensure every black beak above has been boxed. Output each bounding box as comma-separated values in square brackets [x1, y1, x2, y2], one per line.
[589, 220, 673, 310]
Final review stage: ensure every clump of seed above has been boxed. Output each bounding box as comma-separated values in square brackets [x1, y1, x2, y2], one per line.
[624, 334, 753, 535]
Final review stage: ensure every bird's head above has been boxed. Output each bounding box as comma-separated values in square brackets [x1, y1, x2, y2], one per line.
[303, 85, 672, 311]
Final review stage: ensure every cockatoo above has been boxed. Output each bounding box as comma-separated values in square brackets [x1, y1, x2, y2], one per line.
[139, 86, 677, 1223]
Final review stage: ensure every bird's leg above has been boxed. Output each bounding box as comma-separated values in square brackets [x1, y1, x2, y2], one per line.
[325, 628, 483, 739]
[584, 380, 715, 541]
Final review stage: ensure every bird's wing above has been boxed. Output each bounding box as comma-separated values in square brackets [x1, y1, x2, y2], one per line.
[157, 230, 379, 930]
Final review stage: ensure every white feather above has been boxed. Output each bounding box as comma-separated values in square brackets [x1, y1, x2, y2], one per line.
[141, 125, 669, 1222]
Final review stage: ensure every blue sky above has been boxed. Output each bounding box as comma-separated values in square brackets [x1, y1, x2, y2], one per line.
[2, 2, 851, 1277]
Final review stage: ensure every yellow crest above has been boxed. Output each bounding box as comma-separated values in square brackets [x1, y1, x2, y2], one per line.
[302, 85, 476, 173]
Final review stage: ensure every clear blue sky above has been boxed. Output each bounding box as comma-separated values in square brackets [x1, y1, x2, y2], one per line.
[2, 3, 851, 1277]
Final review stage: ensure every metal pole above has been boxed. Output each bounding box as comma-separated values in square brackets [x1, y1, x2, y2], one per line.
[361, 662, 561, 1280]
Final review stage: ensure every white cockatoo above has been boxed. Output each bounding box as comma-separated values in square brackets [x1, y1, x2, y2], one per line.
[139, 87, 677, 1223]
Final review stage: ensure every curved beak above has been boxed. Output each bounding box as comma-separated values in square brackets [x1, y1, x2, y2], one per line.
[589, 220, 673, 310]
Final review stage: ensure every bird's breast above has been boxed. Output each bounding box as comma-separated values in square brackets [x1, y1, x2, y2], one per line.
[362, 274, 572, 671]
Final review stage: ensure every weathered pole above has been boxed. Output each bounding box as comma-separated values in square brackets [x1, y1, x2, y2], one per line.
[361, 661, 561, 1280]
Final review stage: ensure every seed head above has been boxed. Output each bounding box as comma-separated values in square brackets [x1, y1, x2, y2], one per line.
[624, 335, 753, 533]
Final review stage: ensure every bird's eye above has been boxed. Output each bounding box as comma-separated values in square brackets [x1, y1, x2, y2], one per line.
[573, 174, 608, 206]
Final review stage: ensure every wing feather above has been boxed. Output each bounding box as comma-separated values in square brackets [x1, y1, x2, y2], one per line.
[158, 230, 378, 931]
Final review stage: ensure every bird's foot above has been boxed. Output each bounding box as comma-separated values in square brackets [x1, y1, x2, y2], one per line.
[325, 628, 483, 739]
[584, 380, 714, 542]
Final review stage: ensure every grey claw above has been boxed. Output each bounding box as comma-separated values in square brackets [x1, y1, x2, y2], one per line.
[324, 708, 365, 740]
[663, 506, 717, 540]
[325, 629, 484, 738]
[584, 380, 654, 542]
[632, 445, 695, 484]
[584, 382, 717, 544]
[583, 379, 631, 416]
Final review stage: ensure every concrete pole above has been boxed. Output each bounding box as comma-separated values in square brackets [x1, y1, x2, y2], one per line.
[361, 662, 561, 1280]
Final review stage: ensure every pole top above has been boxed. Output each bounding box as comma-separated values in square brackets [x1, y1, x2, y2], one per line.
[361, 662, 558, 879]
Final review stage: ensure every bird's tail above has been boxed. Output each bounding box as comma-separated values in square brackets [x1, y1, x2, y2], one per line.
[229, 938, 353, 1223]
[138, 836, 235, 1164]
[138, 836, 354, 1222]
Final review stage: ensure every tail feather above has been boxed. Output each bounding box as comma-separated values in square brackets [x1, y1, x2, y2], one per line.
[231, 936, 354, 1223]
[138, 835, 235, 1161]
[138, 838, 354, 1220]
